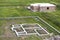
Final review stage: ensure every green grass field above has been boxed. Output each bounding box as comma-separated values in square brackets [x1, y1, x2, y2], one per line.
[0, 0, 60, 40]
[0, 18, 43, 40]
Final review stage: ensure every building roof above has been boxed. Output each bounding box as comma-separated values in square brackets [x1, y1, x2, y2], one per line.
[30, 3, 55, 7]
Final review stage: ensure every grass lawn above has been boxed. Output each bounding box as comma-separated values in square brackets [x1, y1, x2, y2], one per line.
[0, 18, 43, 40]
[0, 0, 60, 40]
[0, 6, 59, 32]
[0, 35, 42, 40]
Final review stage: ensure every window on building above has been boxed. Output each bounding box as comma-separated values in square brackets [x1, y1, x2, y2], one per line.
[31, 6, 34, 10]
[38, 6, 40, 11]
[47, 7, 49, 10]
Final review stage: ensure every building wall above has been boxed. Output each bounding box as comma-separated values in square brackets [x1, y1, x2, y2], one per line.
[40, 6, 56, 12]
[40, 7, 47, 12]
[49, 6, 56, 11]
[30, 6, 39, 12]
[30, 6, 56, 12]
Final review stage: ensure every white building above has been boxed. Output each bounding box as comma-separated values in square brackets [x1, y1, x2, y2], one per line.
[28, 3, 56, 12]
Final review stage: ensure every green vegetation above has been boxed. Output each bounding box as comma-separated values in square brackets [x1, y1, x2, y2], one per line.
[0, 35, 42, 40]
[0, 0, 60, 40]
